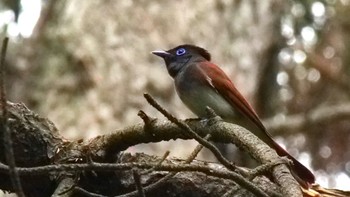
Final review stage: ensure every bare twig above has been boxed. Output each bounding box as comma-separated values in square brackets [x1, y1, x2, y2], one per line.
[132, 169, 145, 197]
[184, 134, 209, 163]
[0, 37, 25, 197]
[137, 110, 154, 125]
[248, 157, 289, 180]
[141, 150, 170, 175]
[74, 187, 106, 197]
[137, 110, 157, 134]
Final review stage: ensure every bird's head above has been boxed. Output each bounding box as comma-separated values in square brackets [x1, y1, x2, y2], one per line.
[152, 44, 211, 77]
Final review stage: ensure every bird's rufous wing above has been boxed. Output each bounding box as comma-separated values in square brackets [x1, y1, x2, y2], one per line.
[198, 61, 267, 133]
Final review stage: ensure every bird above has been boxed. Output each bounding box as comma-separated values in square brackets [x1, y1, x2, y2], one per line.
[152, 44, 315, 188]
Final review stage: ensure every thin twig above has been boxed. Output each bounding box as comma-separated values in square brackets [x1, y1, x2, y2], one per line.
[184, 134, 209, 163]
[74, 187, 106, 197]
[132, 169, 146, 197]
[248, 157, 289, 180]
[141, 150, 170, 175]
[137, 110, 157, 133]
[0, 37, 25, 197]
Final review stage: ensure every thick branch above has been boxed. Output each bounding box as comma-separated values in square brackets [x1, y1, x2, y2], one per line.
[85, 113, 300, 196]
[2, 101, 349, 196]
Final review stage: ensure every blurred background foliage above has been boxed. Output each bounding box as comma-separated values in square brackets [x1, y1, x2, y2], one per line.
[0, 0, 350, 191]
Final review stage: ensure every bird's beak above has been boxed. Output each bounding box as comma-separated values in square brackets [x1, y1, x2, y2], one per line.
[151, 50, 173, 59]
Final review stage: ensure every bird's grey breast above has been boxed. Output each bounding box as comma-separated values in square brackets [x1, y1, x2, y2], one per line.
[174, 64, 237, 119]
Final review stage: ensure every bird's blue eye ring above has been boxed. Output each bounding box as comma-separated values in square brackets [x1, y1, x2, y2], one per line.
[176, 48, 186, 56]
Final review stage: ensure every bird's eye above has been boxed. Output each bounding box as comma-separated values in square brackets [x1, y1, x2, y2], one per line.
[176, 48, 186, 56]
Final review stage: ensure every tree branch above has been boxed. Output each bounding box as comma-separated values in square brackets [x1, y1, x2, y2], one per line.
[1, 100, 349, 196]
